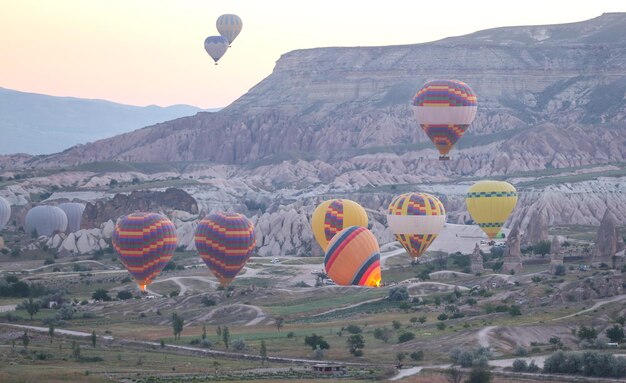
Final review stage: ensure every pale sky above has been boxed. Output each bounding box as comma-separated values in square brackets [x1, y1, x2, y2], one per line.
[1, 1, 625, 109]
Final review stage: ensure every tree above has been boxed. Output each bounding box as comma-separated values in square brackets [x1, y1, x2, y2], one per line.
[21, 330, 29, 349]
[509, 305, 522, 316]
[396, 352, 406, 366]
[216, 325, 222, 337]
[373, 327, 392, 343]
[410, 350, 424, 361]
[91, 330, 97, 348]
[398, 332, 415, 343]
[304, 334, 329, 350]
[577, 326, 598, 341]
[347, 334, 364, 356]
[222, 326, 230, 349]
[418, 316, 427, 324]
[275, 316, 284, 331]
[48, 323, 55, 343]
[617, 316, 626, 326]
[25, 297, 39, 319]
[117, 290, 133, 300]
[606, 325, 625, 343]
[465, 366, 491, 383]
[392, 320, 401, 330]
[445, 367, 463, 383]
[202, 323, 207, 340]
[92, 289, 112, 302]
[172, 312, 184, 340]
[388, 286, 409, 301]
[345, 324, 362, 334]
[71, 341, 81, 361]
[260, 340, 267, 365]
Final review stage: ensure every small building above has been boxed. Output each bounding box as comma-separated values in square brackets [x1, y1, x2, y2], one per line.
[312, 364, 347, 375]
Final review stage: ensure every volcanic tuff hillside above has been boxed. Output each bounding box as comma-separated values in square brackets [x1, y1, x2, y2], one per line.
[1, 14, 626, 257]
[21, 12, 626, 173]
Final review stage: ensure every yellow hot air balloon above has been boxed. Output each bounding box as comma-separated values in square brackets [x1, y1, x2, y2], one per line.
[311, 199, 368, 251]
[387, 192, 446, 259]
[465, 181, 517, 239]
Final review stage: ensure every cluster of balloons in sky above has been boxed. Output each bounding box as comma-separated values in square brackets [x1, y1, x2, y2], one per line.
[315, 180, 517, 288]
[204, 14, 242, 65]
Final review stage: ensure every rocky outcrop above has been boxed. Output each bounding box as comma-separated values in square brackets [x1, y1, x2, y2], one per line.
[593, 209, 625, 265]
[83, 188, 198, 228]
[502, 223, 523, 274]
[522, 209, 548, 247]
[6, 13, 625, 174]
[470, 243, 484, 273]
[549, 236, 563, 275]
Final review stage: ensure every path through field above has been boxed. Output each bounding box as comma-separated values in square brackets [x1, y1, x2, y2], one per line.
[551, 294, 626, 322]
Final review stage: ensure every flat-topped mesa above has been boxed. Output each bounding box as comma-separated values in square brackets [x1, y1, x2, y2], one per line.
[13, 13, 624, 171]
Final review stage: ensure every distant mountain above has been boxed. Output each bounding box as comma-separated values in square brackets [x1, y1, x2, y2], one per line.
[0, 87, 213, 155]
[26, 13, 626, 173]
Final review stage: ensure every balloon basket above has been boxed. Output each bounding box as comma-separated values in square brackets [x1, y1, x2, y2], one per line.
[439, 156, 450, 161]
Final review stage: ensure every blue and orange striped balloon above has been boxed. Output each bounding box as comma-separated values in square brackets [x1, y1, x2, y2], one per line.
[324, 226, 381, 287]
[113, 212, 177, 292]
[195, 212, 256, 287]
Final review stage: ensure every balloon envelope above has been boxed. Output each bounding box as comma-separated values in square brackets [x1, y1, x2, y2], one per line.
[0, 197, 10, 231]
[204, 36, 229, 64]
[465, 181, 517, 239]
[387, 192, 446, 258]
[25, 206, 68, 237]
[58, 202, 85, 232]
[113, 212, 177, 291]
[324, 226, 381, 287]
[216, 14, 242, 45]
[312, 199, 368, 251]
[195, 212, 256, 287]
[411, 79, 477, 159]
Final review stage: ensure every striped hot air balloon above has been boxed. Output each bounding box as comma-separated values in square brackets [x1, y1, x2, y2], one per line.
[216, 14, 242, 46]
[194, 212, 256, 287]
[466, 181, 518, 239]
[0, 197, 10, 231]
[311, 199, 368, 252]
[204, 36, 229, 65]
[411, 79, 477, 160]
[58, 202, 85, 232]
[25, 206, 68, 237]
[324, 226, 381, 287]
[387, 192, 446, 259]
[113, 213, 177, 292]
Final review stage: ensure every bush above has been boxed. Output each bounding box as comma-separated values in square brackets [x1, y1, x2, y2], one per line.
[398, 332, 415, 343]
[514, 346, 528, 356]
[200, 339, 213, 348]
[286, 332, 294, 338]
[232, 339, 246, 351]
[201, 296, 216, 306]
[117, 291, 133, 300]
[373, 327, 391, 343]
[189, 339, 200, 345]
[410, 350, 424, 361]
[169, 290, 179, 297]
[554, 264, 566, 276]
[388, 286, 410, 301]
[512, 359, 527, 372]
[466, 366, 492, 383]
[436, 322, 446, 330]
[437, 313, 448, 321]
[345, 324, 362, 334]
[509, 305, 522, 316]
[92, 289, 111, 302]
[81, 312, 96, 319]
[392, 320, 401, 330]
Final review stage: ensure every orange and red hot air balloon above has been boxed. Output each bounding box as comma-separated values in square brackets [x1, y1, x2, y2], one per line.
[194, 212, 256, 287]
[323, 226, 381, 287]
[113, 212, 178, 292]
[411, 79, 477, 160]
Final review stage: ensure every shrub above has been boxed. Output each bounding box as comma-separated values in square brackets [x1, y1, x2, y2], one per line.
[410, 350, 424, 361]
[373, 327, 391, 343]
[201, 296, 216, 306]
[512, 359, 527, 372]
[514, 346, 528, 356]
[286, 332, 294, 338]
[388, 286, 409, 301]
[436, 322, 446, 330]
[392, 320, 401, 330]
[345, 324, 362, 334]
[398, 332, 415, 343]
[437, 313, 448, 321]
[117, 291, 133, 300]
[232, 339, 246, 351]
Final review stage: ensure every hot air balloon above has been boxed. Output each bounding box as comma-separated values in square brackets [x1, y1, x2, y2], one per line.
[204, 36, 229, 65]
[411, 79, 477, 160]
[216, 14, 242, 46]
[311, 199, 368, 251]
[58, 202, 85, 233]
[324, 226, 381, 287]
[25, 206, 68, 237]
[113, 213, 177, 292]
[465, 181, 517, 239]
[0, 197, 10, 231]
[195, 212, 256, 287]
[387, 192, 446, 259]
